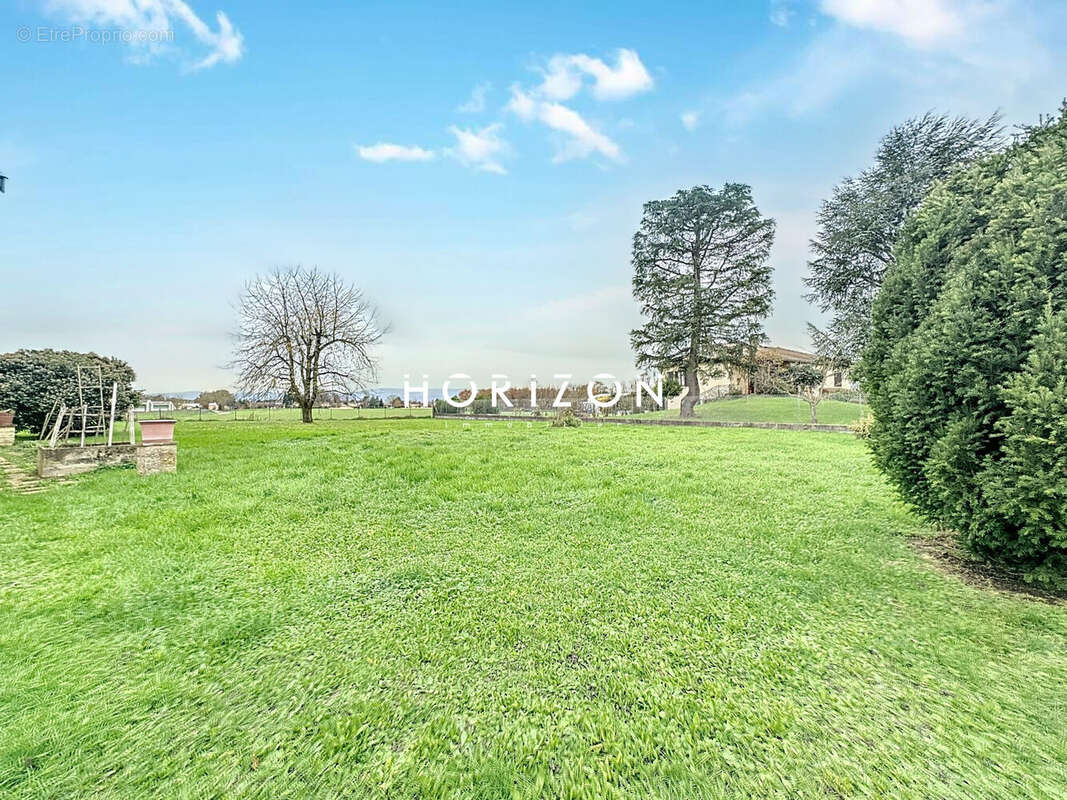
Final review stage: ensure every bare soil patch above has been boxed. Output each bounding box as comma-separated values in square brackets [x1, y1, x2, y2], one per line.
[912, 531, 1066, 604]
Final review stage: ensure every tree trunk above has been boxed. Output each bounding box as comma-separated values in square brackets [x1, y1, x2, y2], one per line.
[301, 403, 314, 424]
[810, 402, 818, 425]
[680, 366, 700, 418]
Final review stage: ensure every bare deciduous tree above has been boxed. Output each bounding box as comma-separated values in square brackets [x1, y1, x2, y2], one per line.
[233, 266, 387, 423]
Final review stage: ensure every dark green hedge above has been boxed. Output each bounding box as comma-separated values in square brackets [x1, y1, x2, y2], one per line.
[861, 108, 1067, 584]
[0, 349, 139, 435]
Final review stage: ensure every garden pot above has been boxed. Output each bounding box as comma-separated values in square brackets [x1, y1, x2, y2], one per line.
[139, 419, 176, 443]
[0, 411, 13, 427]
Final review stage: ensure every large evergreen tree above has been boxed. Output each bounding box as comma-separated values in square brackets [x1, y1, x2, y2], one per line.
[805, 112, 1002, 366]
[860, 107, 1067, 584]
[630, 184, 775, 417]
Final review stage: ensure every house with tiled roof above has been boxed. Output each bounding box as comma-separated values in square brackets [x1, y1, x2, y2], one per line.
[663, 345, 856, 408]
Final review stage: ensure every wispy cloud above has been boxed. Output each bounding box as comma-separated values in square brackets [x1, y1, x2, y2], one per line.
[507, 87, 621, 162]
[358, 47, 649, 172]
[447, 124, 509, 174]
[681, 110, 701, 131]
[356, 143, 436, 163]
[520, 285, 632, 324]
[769, 0, 793, 27]
[725, 0, 1055, 126]
[457, 82, 491, 113]
[535, 49, 653, 101]
[43, 0, 244, 70]
[819, 0, 963, 46]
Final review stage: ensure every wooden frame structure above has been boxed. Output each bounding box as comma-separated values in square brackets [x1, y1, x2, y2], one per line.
[40, 366, 135, 449]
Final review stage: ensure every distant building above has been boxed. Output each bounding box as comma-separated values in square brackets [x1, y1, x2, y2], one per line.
[663, 345, 857, 408]
[136, 399, 176, 413]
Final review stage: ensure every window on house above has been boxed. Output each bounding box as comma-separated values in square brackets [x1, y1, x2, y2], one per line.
[834, 371, 843, 387]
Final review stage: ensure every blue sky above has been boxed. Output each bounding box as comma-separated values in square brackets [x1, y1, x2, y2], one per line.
[2, 0, 1065, 391]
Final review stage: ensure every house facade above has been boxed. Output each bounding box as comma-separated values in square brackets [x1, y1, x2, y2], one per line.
[665, 345, 856, 408]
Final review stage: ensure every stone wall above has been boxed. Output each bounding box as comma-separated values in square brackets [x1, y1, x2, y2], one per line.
[136, 442, 177, 475]
[0, 427, 13, 447]
[37, 442, 177, 478]
[443, 413, 853, 433]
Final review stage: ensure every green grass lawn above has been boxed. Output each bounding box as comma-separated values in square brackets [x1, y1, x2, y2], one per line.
[625, 395, 869, 425]
[2, 419, 1065, 798]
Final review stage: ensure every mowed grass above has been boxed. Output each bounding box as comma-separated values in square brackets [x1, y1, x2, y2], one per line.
[1, 420, 1065, 799]
[630, 395, 869, 425]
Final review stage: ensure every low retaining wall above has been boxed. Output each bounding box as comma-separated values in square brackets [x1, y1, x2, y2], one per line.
[437, 413, 852, 433]
[135, 442, 178, 475]
[0, 426, 13, 447]
[37, 442, 178, 478]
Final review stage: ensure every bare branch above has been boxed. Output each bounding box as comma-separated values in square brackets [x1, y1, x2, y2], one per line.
[231, 266, 388, 422]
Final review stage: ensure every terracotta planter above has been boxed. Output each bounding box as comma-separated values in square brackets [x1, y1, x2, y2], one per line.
[139, 419, 176, 443]
[0, 411, 13, 427]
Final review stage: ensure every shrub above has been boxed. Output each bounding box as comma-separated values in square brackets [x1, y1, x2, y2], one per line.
[983, 307, 1067, 583]
[0, 349, 138, 434]
[432, 398, 461, 415]
[849, 415, 875, 440]
[551, 408, 582, 427]
[860, 107, 1067, 582]
[471, 397, 499, 415]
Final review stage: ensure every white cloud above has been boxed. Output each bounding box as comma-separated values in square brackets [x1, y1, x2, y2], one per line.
[507, 86, 621, 162]
[447, 124, 509, 174]
[44, 0, 244, 69]
[359, 47, 647, 174]
[356, 143, 436, 163]
[538, 55, 585, 101]
[681, 110, 701, 131]
[457, 82, 491, 113]
[769, 0, 793, 27]
[539, 103, 621, 162]
[570, 49, 654, 100]
[819, 0, 962, 45]
[535, 48, 653, 101]
[505, 84, 537, 119]
[725, 0, 1055, 127]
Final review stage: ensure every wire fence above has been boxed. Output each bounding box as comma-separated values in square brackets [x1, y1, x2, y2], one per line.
[134, 391, 869, 426]
[137, 407, 433, 422]
[435, 391, 870, 426]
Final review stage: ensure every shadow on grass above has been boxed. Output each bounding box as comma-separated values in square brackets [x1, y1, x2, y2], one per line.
[912, 531, 1066, 604]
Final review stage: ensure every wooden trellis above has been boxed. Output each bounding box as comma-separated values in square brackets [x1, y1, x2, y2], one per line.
[40, 366, 134, 448]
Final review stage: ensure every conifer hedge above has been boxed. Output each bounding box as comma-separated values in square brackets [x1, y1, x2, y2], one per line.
[861, 107, 1067, 584]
